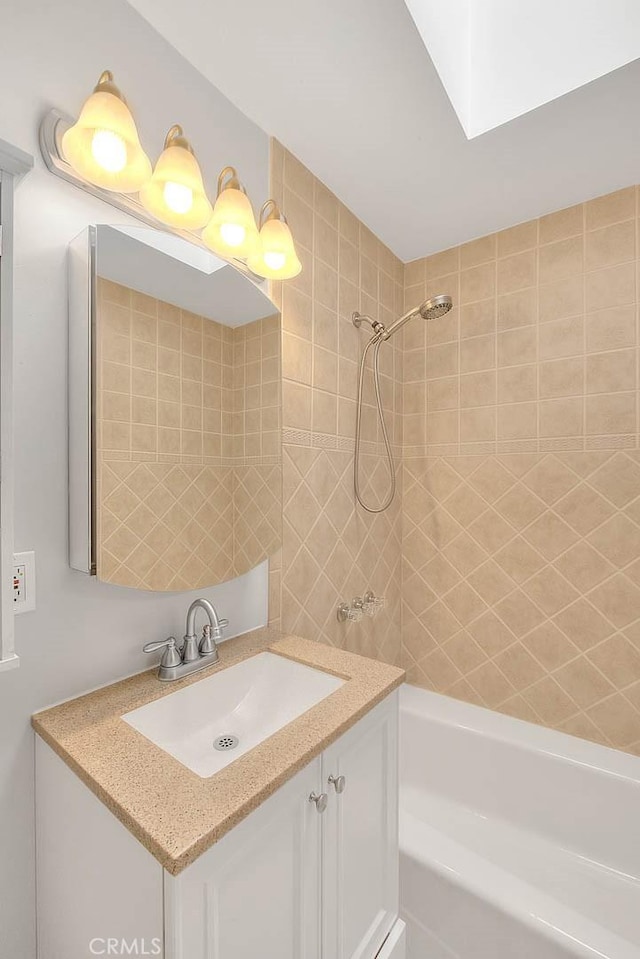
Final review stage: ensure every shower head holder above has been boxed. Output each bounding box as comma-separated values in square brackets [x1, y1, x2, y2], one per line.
[352, 311, 386, 337]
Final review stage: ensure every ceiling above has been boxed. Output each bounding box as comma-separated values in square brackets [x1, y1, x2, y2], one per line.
[126, 0, 640, 261]
[405, 0, 640, 138]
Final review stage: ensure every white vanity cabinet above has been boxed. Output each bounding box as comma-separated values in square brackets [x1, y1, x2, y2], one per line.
[322, 693, 399, 959]
[37, 691, 401, 959]
[165, 693, 399, 959]
[166, 758, 323, 959]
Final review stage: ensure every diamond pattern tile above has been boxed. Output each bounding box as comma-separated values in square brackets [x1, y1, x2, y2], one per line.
[279, 444, 402, 664]
[401, 451, 640, 751]
[97, 279, 282, 592]
[99, 460, 281, 589]
[99, 461, 234, 590]
[273, 146, 640, 754]
[272, 141, 404, 666]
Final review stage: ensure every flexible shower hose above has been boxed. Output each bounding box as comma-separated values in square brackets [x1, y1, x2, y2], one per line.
[354, 333, 396, 513]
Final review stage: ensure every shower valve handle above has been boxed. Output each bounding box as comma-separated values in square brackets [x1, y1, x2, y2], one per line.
[337, 602, 363, 623]
[363, 590, 385, 617]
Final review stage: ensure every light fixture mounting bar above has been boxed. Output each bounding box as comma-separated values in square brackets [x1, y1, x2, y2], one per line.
[38, 109, 259, 281]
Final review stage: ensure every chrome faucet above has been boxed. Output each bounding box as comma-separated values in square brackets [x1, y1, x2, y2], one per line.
[183, 598, 228, 661]
[143, 598, 229, 682]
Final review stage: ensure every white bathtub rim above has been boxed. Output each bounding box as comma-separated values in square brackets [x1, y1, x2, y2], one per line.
[400, 905, 459, 959]
[400, 808, 638, 959]
[400, 683, 640, 786]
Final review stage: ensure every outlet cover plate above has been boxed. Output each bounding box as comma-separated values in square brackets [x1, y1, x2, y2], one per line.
[13, 551, 36, 614]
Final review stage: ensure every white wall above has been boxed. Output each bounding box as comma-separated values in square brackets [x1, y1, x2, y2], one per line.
[0, 1, 270, 954]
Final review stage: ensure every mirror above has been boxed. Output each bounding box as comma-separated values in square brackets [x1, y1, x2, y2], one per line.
[68, 225, 282, 591]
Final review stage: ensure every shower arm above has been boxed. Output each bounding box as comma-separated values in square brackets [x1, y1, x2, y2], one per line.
[353, 306, 422, 341]
[352, 311, 387, 337]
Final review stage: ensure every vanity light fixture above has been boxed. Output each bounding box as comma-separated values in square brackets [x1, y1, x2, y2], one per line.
[139, 124, 212, 229]
[248, 200, 302, 280]
[202, 166, 260, 259]
[61, 71, 152, 193]
[40, 73, 302, 281]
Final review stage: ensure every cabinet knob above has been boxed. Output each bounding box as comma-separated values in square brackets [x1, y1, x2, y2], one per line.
[328, 774, 346, 794]
[309, 791, 328, 813]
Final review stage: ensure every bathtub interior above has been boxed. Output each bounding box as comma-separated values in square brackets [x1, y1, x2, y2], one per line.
[399, 685, 640, 959]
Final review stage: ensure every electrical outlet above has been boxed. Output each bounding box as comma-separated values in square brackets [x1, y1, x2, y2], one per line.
[13, 564, 25, 604]
[13, 551, 36, 614]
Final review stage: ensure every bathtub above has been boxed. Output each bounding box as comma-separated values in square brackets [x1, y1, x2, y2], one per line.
[399, 685, 640, 959]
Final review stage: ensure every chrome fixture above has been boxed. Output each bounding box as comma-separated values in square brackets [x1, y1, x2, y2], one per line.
[352, 295, 453, 513]
[363, 590, 385, 617]
[213, 733, 239, 752]
[186, 597, 229, 657]
[337, 599, 363, 623]
[143, 597, 228, 681]
[337, 591, 385, 623]
[309, 791, 329, 813]
[328, 773, 346, 794]
[353, 295, 452, 342]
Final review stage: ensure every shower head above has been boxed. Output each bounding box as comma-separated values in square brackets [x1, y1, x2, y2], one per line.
[382, 293, 453, 340]
[419, 294, 453, 320]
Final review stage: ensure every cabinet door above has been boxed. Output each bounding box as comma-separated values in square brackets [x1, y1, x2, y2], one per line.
[322, 692, 399, 959]
[166, 757, 323, 959]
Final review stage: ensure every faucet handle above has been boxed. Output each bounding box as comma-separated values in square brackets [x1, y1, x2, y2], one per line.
[143, 637, 182, 669]
[198, 623, 218, 658]
[363, 590, 385, 617]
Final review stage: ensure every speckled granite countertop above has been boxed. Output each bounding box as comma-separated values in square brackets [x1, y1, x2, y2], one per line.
[32, 628, 404, 875]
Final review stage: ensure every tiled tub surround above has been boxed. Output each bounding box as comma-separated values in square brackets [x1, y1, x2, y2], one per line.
[401, 187, 640, 752]
[268, 140, 405, 666]
[265, 139, 640, 753]
[32, 628, 404, 874]
[97, 279, 282, 589]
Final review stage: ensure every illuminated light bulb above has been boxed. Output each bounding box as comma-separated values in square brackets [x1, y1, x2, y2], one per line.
[90, 129, 127, 173]
[264, 250, 286, 271]
[247, 200, 302, 280]
[139, 125, 212, 229]
[163, 181, 193, 215]
[61, 71, 151, 192]
[202, 166, 259, 259]
[219, 222, 246, 247]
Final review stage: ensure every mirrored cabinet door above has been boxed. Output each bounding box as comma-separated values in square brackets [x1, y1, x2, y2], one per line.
[69, 225, 282, 592]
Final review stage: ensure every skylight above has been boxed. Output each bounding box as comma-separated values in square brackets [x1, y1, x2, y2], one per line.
[404, 0, 640, 138]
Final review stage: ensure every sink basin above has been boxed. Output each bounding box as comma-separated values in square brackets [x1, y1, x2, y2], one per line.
[122, 652, 345, 777]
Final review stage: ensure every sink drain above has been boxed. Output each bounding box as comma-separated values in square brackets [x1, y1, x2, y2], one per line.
[213, 734, 239, 751]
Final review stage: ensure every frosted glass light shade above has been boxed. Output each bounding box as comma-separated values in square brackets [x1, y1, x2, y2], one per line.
[61, 72, 151, 193]
[202, 177, 259, 259]
[139, 126, 212, 229]
[248, 211, 302, 280]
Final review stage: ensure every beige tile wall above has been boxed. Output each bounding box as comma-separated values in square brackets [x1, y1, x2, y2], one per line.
[267, 142, 640, 752]
[269, 141, 405, 663]
[232, 316, 283, 576]
[402, 188, 640, 752]
[97, 279, 281, 589]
